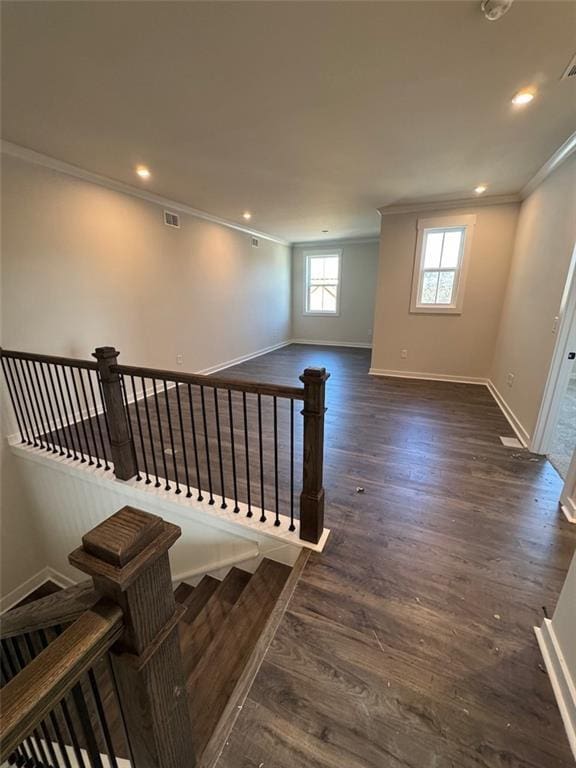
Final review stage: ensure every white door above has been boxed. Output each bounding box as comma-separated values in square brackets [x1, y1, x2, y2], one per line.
[560, 447, 576, 523]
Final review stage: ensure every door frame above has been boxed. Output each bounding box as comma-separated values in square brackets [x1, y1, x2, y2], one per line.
[531, 243, 576, 455]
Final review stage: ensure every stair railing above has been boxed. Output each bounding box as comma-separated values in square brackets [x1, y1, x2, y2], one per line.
[0, 506, 197, 768]
[1, 346, 329, 543]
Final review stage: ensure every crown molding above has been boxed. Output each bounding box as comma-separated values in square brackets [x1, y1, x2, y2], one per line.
[378, 193, 521, 217]
[292, 235, 380, 248]
[0, 140, 290, 246]
[521, 130, 576, 199]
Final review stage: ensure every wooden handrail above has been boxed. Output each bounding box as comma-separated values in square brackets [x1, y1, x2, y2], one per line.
[0, 347, 97, 370]
[113, 362, 305, 400]
[0, 601, 124, 760]
[0, 582, 99, 639]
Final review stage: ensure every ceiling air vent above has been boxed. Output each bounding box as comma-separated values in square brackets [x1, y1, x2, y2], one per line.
[251, 237, 259, 248]
[561, 52, 576, 80]
[163, 210, 180, 228]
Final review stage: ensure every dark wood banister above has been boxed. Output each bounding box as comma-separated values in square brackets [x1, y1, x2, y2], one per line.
[0, 347, 97, 370]
[0, 582, 99, 639]
[0, 601, 124, 760]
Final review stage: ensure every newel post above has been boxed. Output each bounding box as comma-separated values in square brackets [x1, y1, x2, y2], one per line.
[69, 506, 196, 768]
[93, 346, 136, 480]
[299, 367, 330, 543]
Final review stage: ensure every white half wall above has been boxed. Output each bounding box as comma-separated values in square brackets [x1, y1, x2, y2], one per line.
[291, 240, 379, 346]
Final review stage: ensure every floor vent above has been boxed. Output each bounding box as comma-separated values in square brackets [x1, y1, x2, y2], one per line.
[164, 210, 180, 228]
[561, 52, 576, 80]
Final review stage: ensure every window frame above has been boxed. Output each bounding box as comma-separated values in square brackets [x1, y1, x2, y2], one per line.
[410, 214, 476, 315]
[303, 249, 343, 316]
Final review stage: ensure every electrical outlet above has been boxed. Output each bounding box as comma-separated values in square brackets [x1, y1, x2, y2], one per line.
[401, 349, 408, 359]
[552, 316, 559, 334]
[176, 354, 183, 365]
[507, 373, 515, 387]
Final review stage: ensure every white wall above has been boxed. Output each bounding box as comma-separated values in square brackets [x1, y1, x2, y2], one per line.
[491, 155, 576, 440]
[291, 240, 379, 346]
[1, 156, 291, 371]
[371, 203, 519, 379]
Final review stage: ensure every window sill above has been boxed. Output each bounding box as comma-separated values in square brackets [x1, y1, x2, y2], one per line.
[410, 305, 462, 315]
[303, 311, 341, 317]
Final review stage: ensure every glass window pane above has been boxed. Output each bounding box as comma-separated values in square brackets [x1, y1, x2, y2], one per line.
[423, 232, 443, 269]
[323, 257, 339, 280]
[322, 286, 337, 312]
[310, 258, 325, 280]
[420, 271, 439, 304]
[437, 271, 455, 304]
[309, 285, 323, 311]
[441, 230, 462, 269]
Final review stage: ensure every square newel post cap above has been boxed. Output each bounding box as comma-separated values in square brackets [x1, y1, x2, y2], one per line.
[69, 506, 181, 591]
[93, 346, 120, 361]
[299, 367, 331, 385]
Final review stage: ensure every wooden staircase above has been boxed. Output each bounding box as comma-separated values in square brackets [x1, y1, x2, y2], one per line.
[173, 559, 292, 766]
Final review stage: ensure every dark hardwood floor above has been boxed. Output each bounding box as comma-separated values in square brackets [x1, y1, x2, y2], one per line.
[210, 344, 576, 768]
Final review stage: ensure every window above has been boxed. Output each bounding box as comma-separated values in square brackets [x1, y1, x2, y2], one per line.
[304, 250, 342, 315]
[410, 215, 476, 314]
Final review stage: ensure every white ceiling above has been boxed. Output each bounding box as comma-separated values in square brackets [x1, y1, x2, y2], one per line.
[2, 1, 575, 243]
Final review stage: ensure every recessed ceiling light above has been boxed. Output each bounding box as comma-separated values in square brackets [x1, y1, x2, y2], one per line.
[512, 89, 535, 106]
[474, 185, 487, 195]
[136, 165, 151, 179]
[242, 211, 252, 220]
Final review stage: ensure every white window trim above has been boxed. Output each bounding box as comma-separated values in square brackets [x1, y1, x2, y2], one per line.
[410, 214, 476, 315]
[303, 249, 342, 316]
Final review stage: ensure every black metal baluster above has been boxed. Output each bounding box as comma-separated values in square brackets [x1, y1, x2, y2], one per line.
[228, 391, 240, 513]
[1, 356, 28, 444]
[258, 394, 265, 522]
[187, 384, 203, 501]
[175, 384, 191, 497]
[130, 376, 150, 484]
[39, 361, 65, 457]
[243, 392, 252, 517]
[142, 377, 160, 488]
[2, 639, 41, 765]
[24, 360, 53, 452]
[71, 368, 93, 465]
[31, 360, 58, 453]
[23, 358, 48, 451]
[59, 365, 83, 461]
[11, 635, 52, 768]
[152, 378, 170, 490]
[20, 358, 44, 449]
[120, 375, 140, 481]
[163, 381, 180, 494]
[87, 371, 109, 470]
[200, 385, 214, 505]
[86, 668, 119, 768]
[47, 363, 73, 459]
[289, 399, 295, 531]
[70, 681, 104, 768]
[78, 369, 100, 468]
[0, 656, 33, 767]
[273, 396, 280, 527]
[213, 389, 226, 509]
[11, 357, 37, 447]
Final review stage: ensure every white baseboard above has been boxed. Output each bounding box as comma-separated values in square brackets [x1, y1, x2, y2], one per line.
[0, 566, 76, 614]
[486, 380, 530, 447]
[196, 340, 292, 375]
[535, 619, 576, 760]
[291, 339, 372, 349]
[369, 368, 487, 385]
[560, 496, 576, 524]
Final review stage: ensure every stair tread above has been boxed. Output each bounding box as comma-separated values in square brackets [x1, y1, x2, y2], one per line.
[173, 582, 194, 604]
[181, 575, 220, 624]
[180, 568, 252, 678]
[187, 558, 291, 757]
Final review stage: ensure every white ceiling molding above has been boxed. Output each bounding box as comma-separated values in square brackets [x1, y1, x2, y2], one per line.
[0, 140, 290, 247]
[378, 193, 521, 217]
[292, 236, 380, 248]
[520, 130, 576, 199]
